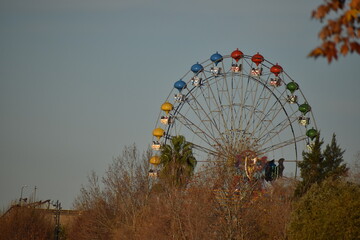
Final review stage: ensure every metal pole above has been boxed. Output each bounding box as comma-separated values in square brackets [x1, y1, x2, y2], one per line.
[54, 200, 61, 240]
[19, 185, 28, 205]
[34, 186, 37, 202]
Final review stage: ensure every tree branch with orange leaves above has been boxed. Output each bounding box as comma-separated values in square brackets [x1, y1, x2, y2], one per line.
[309, 0, 360, 63]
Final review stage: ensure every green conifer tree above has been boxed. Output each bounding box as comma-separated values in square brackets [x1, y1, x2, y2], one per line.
[295, 134, 324, 197]
[322, 133, 348, 179]
[295, 133, 348, 197]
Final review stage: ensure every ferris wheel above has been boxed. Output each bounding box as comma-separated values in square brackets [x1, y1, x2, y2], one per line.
[150, 49, 318, 178]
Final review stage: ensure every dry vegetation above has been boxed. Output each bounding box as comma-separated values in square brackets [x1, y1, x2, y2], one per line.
[1, 148, 359, 240]
[65, 144, 359, 240]
[66, 146, 294, 240]
[0, 206, 54, 240]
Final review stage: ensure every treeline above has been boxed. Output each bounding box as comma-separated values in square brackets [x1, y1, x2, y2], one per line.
[66, 145, 295, 240]
[1, 136, 360, 240]
[66, 134, 359, 240]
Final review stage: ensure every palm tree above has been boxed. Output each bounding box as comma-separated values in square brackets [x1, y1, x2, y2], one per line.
[160, 135, 197, 187]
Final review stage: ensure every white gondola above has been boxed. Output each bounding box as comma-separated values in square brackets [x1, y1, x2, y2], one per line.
[270, 77, 282, 87]
[251, 67, 262, 76]
[191, 76, 202, 86]
[287, 95, 298, 104]
[160, 116, 173, 125]
[306, 143, 314, 151]
[231, 64, 241, 72]
[148, 169, 158, 177]
[151, 141, 161, 150]
[174, 93, 186, 102]
[298, 116, 310, 126]
[210, 67, 221, 76]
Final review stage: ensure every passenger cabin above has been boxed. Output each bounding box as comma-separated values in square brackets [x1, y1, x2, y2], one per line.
[307, 143, 314, 151]
[251, 67, 262, 76]
[152, 141, 161, 150]
[231, 64, 241, 72]
[210, 67, 221, 76]
[298, 116, 310, 126]
[160, 116, 172, 125]
[191, 76, 202, 86]
[174, 93, 186, 102]
[287, 95, 298, 104]
[148, 169, 158, 177]
[270, 77, 282, 87]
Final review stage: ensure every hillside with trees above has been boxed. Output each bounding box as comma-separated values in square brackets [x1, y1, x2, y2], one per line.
[1, 135, 359, 240]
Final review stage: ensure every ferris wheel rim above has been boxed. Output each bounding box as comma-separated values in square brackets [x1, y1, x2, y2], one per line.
[152, 51, 318, 175]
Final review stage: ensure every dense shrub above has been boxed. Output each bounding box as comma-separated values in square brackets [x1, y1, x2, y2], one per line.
[289, 178, 360, 240]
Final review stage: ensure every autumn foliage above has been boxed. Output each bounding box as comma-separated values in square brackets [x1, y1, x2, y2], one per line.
[66, 146, 294, 240]
[62, 141, 360, 240]
[309, 0, 360, 62]
[0, 206, 54, 240]
[2, 145, 359, 239]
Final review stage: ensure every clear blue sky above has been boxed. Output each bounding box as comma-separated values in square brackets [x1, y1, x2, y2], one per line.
[1, 0, 359, 209]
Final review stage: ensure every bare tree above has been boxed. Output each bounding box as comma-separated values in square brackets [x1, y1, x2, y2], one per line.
[70, 146, 294, 240]
[69, 145, 151, 240]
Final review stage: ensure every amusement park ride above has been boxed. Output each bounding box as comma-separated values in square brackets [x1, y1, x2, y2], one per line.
[149, 49, 318, 181]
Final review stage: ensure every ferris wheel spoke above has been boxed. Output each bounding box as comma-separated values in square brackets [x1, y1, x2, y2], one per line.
[215, 74, 232, 131]
[256, 111, 299, 146]
[200, 73, 231, 136]
[196, 80, 233, 146]
[177, 101, 232, 155]
[176, 111, 217, 145]
[229, 75, 262, 149]
[241, 79, 271, 139]
[218, 62, 237, 139]
[241, 74, 286, 137]
[186, 86, 229, 145]
[255, 101, 298, 148]
[228, 73, 243, 132]
[248, 97, 285, 140]
[257, 135, 306, 157]
[186, 96, 217, 139]
[226, 72, 259, 149]
[186, 81, 218, 129]
[213, 72, 244, 149]
[246, 86, 294, 146]
[191, 142, 222, 158]
[260, 90, 289, 123]
[233, 73, 252, 144]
